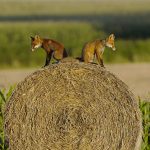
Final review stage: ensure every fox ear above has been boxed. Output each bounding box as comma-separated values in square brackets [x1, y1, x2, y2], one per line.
[35, 35, 40, 39]
[109, 34, 115, 39]
[30, 36, 34, 40]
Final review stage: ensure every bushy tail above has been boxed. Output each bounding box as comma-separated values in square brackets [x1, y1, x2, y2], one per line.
[75, 57, 83, 62]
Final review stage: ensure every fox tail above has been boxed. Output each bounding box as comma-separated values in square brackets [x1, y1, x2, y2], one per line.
[75, 57, 83, 62]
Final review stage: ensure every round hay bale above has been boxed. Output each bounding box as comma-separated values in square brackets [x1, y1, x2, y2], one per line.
[4, 59, 142, 150]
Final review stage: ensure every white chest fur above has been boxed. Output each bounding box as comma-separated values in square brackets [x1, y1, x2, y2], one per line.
[34, 44, 42, 49]
[99, 47, 105, 54]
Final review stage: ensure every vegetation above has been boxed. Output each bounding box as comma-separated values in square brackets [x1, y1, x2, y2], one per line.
[0, 0, 150, 16]
[0, 1, 149, 149]
[0, 87, 149, 149]
[0, 22, 150, 68]
[139, 99, 150, 150]
[0, 87, 14, 150]
[0, 0, 149, 67]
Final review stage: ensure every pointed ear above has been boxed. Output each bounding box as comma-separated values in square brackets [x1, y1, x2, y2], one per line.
[109, 34, 115, 39]
[30, 36, 34, 41]
[35, 35, 40, 39]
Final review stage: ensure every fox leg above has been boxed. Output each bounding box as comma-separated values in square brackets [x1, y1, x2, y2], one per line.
[99, 58, 104, 67]
[44, 52, 52, 67]
[53, 50, 62, 62]
[95, 50, 104, 67]
[44, 55, 50, 67]
[84, 52, 94, 63]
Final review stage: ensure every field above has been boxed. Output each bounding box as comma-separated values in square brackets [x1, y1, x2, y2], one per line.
[0, 22, 150, 68]
[0, 0, 150, 67]
[0, 0, 149, 149]
[0, 63, 150, 101]
[0, 0, 150, 16]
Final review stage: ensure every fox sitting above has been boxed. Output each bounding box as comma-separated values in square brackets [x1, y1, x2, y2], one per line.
[81, 34, 116, 67]
[31, 35, 68, 67]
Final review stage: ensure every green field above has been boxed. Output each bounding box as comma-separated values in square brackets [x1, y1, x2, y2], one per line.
[0, 0, 149, 67]
[0, 87, 149, 150]
[0, 0, 150, 67]
[0, 22, 150, 68]
[0, 1, 149, 149]
[0, 0, 150, 16]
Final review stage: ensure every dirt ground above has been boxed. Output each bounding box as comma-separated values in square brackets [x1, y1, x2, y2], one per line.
[0, 63, 150, 101]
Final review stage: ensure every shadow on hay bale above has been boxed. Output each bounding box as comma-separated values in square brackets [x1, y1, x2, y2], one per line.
[4, 58, 142, 150]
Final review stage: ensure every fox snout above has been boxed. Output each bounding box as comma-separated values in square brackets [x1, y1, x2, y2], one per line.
[106, 43, 116, 51]
[31, 45, 35, 52]
[31, 46, 36, 52]
[112, 47, 116, 51]
[31, 45, 40, 52]
[31, 44, 41, 52]
[31, 48, 35, 52]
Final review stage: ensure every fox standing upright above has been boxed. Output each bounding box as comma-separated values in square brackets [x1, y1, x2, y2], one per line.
[30, 35, 68, 67]
[82, 34, 116, 67]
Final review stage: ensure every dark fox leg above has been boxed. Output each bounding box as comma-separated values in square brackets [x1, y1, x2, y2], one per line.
[44, 56, 50, 67]
[75, 57, 83, 62]
[63, 48, 68, 57]
[44, 53, 52, 67]
[100, 58, 105, 67]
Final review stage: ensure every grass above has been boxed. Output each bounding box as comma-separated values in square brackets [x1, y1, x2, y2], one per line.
[0, 87, 14, 150]
[0, 87, 149, 150]
[139, 99, 150, 150]
[0, 22, 102, 68]
[0, 22, 150, 68]
[0, 0, 150, 16]
[0, 1, 150, 67]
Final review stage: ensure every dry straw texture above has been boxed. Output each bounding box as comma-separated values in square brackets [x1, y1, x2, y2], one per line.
[4, 58, 142, 150]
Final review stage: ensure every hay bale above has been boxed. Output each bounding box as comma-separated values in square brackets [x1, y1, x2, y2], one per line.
[4, 59, 142, 150]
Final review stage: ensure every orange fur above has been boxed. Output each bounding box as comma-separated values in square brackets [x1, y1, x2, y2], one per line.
[31, 35, 67, 67]
[82, 34, 116, 67]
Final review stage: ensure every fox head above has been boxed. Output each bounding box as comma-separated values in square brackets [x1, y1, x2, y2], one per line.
[30, 35, 43, 52]
[106, 34, 116, 51]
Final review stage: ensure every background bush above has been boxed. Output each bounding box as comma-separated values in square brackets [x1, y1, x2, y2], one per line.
[0, 23, 150, 68]
[0, 0, 150, 68]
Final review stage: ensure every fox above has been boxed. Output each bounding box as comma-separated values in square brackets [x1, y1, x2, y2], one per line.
[81, 34, 116, 67]
[30, 35, 68, 67]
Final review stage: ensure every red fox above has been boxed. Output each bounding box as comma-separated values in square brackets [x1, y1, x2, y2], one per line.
[81, 34, 116, 67]
[30, 35, 68, 67]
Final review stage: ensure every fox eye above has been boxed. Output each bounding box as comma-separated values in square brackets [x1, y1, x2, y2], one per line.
[30, 36, 34, 41]
[35, 35, 40, 39]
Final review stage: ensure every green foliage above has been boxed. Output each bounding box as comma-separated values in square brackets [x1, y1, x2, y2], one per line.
[0, 90, 5, 150]
[139, 99, 150, 150]
[0, 22, 150, 68]
[0, 87, 149, 149]
[0, 0, 150, 67]
[104, 39, 150, 63]
[0, 22, 104, 67]
[0, 0, 150, 16]
[0, 87, 13, 150]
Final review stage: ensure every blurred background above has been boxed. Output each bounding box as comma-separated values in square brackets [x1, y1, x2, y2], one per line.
[0, 0, 150, 100]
